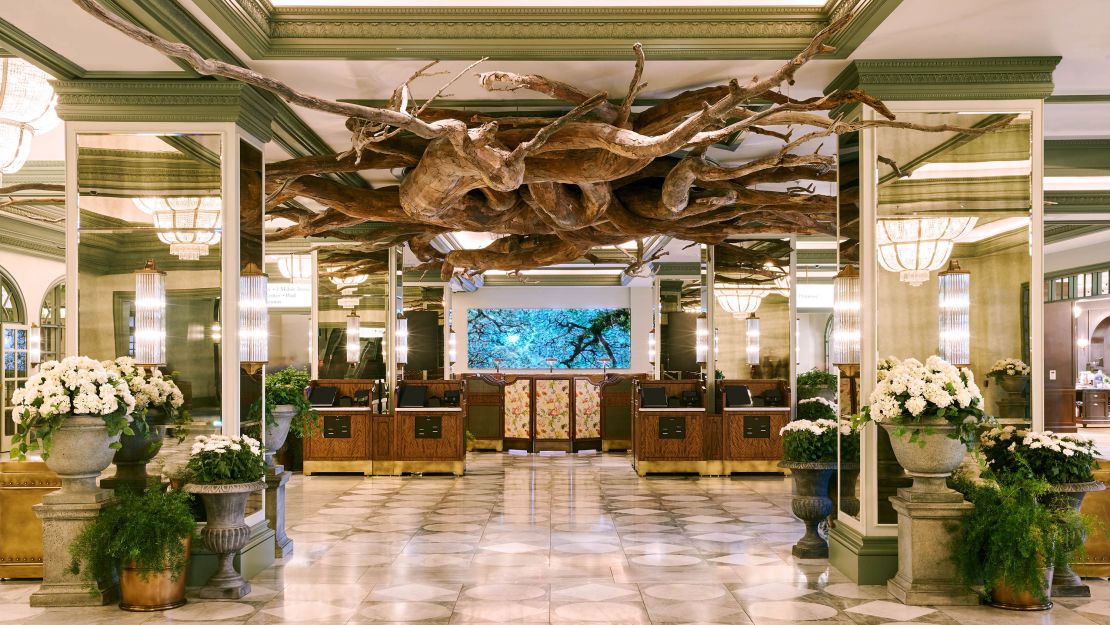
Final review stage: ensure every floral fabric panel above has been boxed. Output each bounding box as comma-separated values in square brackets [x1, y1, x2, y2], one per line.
[503, 379, 532, 438]
[574, 378, 602, 439]
[535, 379, 571, 439]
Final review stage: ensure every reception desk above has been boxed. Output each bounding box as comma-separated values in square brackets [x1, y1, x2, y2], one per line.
[301, 379, 465, 476]
[718, 379, 790, 474]
[462, 374, 642, 453]
[632, 380, 709, 476]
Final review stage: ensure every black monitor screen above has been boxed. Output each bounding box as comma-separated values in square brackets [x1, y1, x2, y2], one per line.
[640, 386, 669, 408]
[399, 385, 427, 408]
[724, 385, 753, 408]
[308, 386, 338, 407]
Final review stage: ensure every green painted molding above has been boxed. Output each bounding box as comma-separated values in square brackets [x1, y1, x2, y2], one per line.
[1, 160, 66, 189]
[655, 262, 704, 276]
[1045, 191, 1110, 214]
[0, 16, 84, 79]
[53, 79, 277, 143]
[77, 147, 221, 196]
[828, 523, 898, 585]
[1046, 140, 1110, 176]
[193, 0, 900, 61]
[1046, 94, 1110, 103]
[0, 212, 65, 260]
[825, 56, 1062, 100]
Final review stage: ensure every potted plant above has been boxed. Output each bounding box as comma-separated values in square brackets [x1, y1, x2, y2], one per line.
[68, 487, 196, 611]
[951, 470, 1090, 610]
[857, 356, 990, 490]
[797, 368, 838, 401]
[797, 396, 837, 421]
[247, 367, 318, 468]
[103, 357, 188, 491]
[980, 426, 1103, 596]
[8, 356, 137, 493]
[778, 418, 845, 558]
[183, 434, 265, 599]
[986, 358, 1031, 395]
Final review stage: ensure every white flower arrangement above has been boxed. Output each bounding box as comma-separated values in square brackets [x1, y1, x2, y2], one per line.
[987, 358, 1031, 380]
[877, 356, 901, 381]
[797, 396, 838, 420]
[861, 355, 988, 447]
[780, 418, 840, 436]
[8, 356, 137, 460]
[103, 357, 190, 440]
[980, 426, 1096, 484]
[185, 434, 265, 484]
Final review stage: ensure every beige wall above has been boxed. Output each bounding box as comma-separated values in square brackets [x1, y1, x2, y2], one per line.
[0, 249, 65, 326]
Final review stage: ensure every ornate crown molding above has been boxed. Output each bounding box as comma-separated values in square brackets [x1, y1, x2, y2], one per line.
[825, 56, 1063, 101]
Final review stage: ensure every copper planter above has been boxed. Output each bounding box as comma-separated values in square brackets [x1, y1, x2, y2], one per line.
[989, 567, 1054, 611]
[118, 537, 190, 612]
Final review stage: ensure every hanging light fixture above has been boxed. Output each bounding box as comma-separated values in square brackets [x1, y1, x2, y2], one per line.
[938, 260, 970, 366]
[875, 217, 977, 286]
[695, 314, 708, 365]
[0, 58, 59, 174]
[448, 330, 458, 365]
[239, 262, 269, 374]
[133, 197, 222, 261]
[831, 265, 860, 367]
[395, 315, 409, 365]
[134, 259, 167, 367]
[329, 274, 367, 289]
[746, 313, 760, 366]
[346, 310, 361, 364]
[28, 323, 41, 366]
[647, 328, 657, 365]
[715, 285, 767, 318]
[276, 254, 312, 280]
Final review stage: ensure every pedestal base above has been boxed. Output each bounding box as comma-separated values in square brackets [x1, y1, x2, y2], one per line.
[1052, 581, 1091, 597]
[887, 488, 978, 606]
[197, 581, 251, 600]
[30, 489, 118, 607]
[265, 467, 294, 559]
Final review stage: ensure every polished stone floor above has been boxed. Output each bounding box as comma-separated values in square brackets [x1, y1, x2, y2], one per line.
[3, 452, 1110, 624]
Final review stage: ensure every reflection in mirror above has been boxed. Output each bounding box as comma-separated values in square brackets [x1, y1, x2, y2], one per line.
[872, 111, 1033, 524]
[75, 132, 224, 478]
[400, 259, 445, 380]
[657, 273, 702, 380]
[837, 129, 862, 522]
[316, 248, 389, 383]
[239, 140, 264, 518]
[713, 239, 792, 381]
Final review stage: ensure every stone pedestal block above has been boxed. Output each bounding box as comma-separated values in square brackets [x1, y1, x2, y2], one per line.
[265, 466, 294, 558]
[996, 397, 1030, 427]
[887, 487, 978, 606]
[30, 490, 118, 607]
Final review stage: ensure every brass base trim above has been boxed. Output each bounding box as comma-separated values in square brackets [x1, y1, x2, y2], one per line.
[0, 563, 43, 580]
[602, 439, 632, 452]
[1073, 564, 1110, 577]
[722, 460, 788, 475]
[472, 439, 503, 451]
[302, 460, 374, 476]
[393, 460, 465, 476]
[120, 598, 187, 612]
[633, 459, 707, 477]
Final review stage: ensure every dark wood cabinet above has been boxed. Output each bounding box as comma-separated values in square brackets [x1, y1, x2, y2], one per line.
[1079, 389, 1110, 424]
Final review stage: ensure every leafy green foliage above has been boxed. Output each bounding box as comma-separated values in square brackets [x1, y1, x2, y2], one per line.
[184, 435, 265, 484]
[797, 397, 837, 421]
[797, 368, 837, 388]
[981, 428, 1096, 485]
[950, 469, 1091, 601]
[68, 487, 196, 587]
[246, 367, 319, 440]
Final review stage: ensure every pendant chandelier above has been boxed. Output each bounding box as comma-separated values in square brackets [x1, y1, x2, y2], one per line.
[346, 310, 361, 364]
[395, 315, 409, 365]
[133, 197, 222, 261]
[715, 285, 767, 318]
[745, 313, 760, 366]
[831, 265, 860, 367]
[938, 260, 970, 366]
[329, 274, 367, 288]
[448, 330, 458, 365]
[239, 262, 269, 375]
[134, 259, 167, 367]
[875, 217, 977, 286]
[695, 314, 708, 365]
[276, 254, 312, 280]
[0, 58, 59, 174]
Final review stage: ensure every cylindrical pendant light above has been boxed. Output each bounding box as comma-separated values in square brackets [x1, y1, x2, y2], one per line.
[448, 330, 457, 365]
[746, 313, 760, 366]
[831, 265, 860, 367]
[134, 259, 167, 367]
[695, 314, 708, 365]
[938, 260, 970, 366]
[647, 328, 657, 365]
[277, 254, 312, 280]
[346, 310, 361, 364]
[395, 315, 409, 365]
[240, 261, 269, 374]
[28, 323, 41, 366]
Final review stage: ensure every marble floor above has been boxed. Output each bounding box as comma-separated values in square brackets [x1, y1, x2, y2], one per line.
[4, 452, 1110, 624]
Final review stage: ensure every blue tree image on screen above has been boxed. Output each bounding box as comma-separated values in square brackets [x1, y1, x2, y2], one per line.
[467, 308, 631, 369]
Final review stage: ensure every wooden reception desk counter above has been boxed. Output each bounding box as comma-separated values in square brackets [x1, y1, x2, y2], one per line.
[302, 379, 465, 476]
[631, 378, 790, 476]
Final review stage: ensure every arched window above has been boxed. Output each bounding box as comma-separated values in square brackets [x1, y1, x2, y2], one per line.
[0, 269, 24, 323]
[39, 279, 65, 362]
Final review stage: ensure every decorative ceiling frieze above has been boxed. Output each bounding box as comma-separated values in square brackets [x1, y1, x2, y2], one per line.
[826, 56, 1062, 101]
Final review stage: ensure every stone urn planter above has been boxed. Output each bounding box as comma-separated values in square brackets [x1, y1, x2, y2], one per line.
[882, 418, 967, 493]
[779, 461, 837, 558]
[999, 375, 1029, 395]
[1044, 480, 1106, 597]
[990, 567, 1054, 611]
[265, 405, 297, 469]
[104, 412, 164, 492]
[184, 481, 264, 599]
[45, 415, 122, 494]
[837, 463, 861, 518]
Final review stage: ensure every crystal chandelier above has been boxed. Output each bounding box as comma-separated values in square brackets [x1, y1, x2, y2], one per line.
[329, 274, 367, 288]
[875, 217, 977, 286]
[745, 313, 760, 366]
[831, 265, 860, 367]
[134, 259, 167, 367]
[133, 197, 222, 261]
[938, 260, 970, 366]
[239, 262, 269, 374]
[395, 315, 409, 365]
[715, 285, 767, 317]
[346, 310, 361, 364]
[695, 314, 708, 365]
[0, 58, 59, 174]
[276, 254, 312, 280]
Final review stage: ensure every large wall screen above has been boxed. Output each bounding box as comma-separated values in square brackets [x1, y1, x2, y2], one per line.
[467, 308, 631, 369]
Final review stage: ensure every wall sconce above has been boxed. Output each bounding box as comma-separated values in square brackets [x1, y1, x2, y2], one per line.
[746, 313, 760, 366]
[346, 310, 361, 364]
[448, 330, 458, 365]
[395, 315, 409, 366]
[695, 314, 708, 365]
[493, 357, 503, 373]
[1078, 337, 1090, 349]
[28, 323, 41, 366]
[134, 259, 166, 367]
[938, 260, 970, 366]
[831, 265, 860, 368]
[240, 261, 269, 375]
[545, 357, 557, 373]
[647, 328, 657, 365]
[598, 356, 612, 374]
